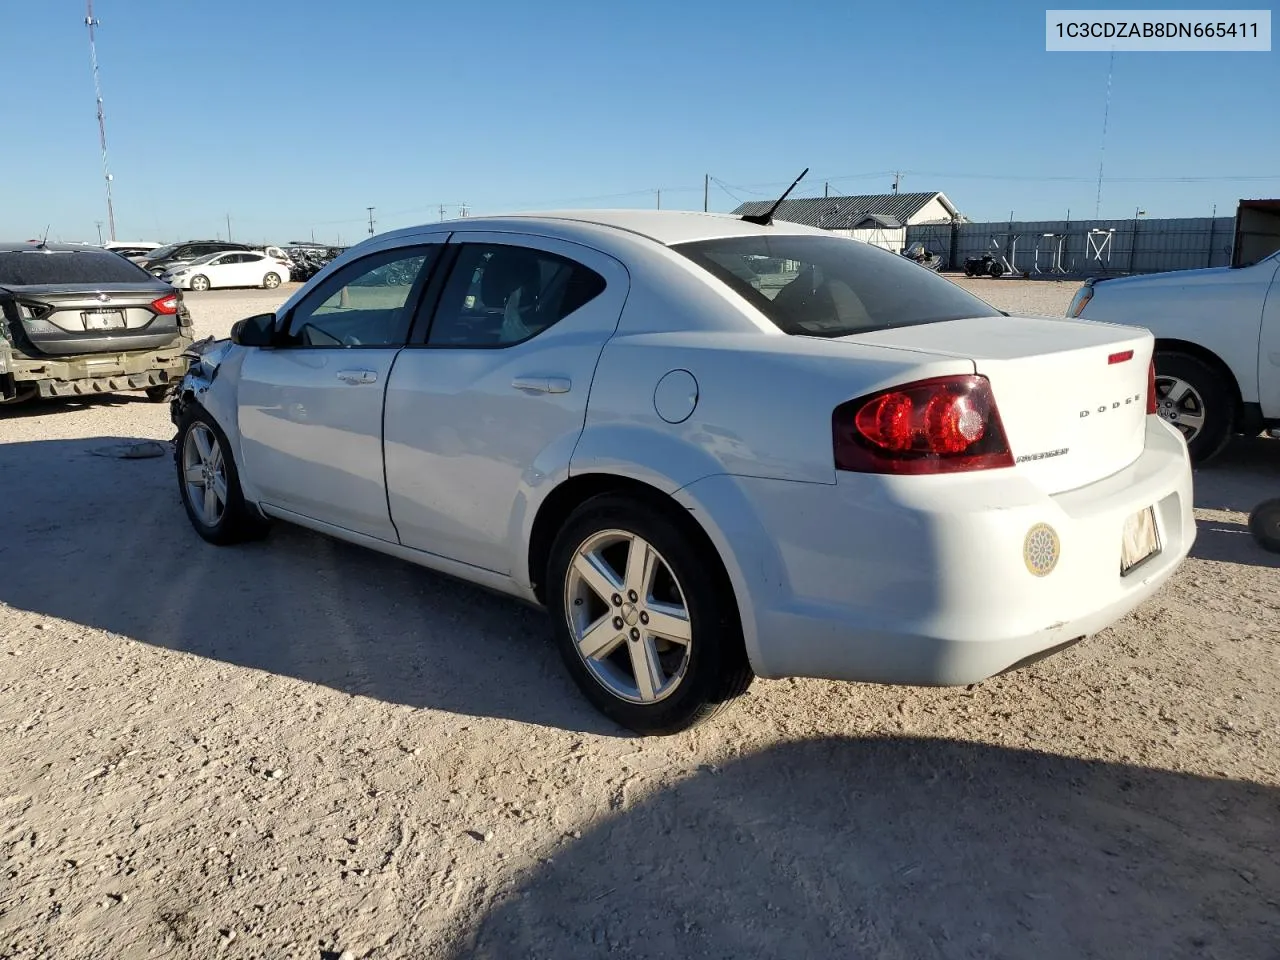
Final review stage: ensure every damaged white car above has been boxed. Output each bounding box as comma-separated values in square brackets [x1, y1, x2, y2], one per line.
[170, 209, 1195, 735]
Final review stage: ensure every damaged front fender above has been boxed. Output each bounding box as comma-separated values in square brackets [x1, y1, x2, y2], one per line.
[170, 336, 234, 428]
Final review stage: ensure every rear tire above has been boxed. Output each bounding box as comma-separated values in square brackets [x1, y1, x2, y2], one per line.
[174, 403, 269, 545]
[263, 272, 281, 289]
[546, 493, 753, 735]
[145, 384, 172, 403]
[1248, 498, 1280, 554]
[1153, 350, 1234, 463]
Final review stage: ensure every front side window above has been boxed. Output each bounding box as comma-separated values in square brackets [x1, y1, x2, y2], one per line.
[672, 234, 1000, 338]
[284, 246, 438, 347]
[427, 243, 607, 347]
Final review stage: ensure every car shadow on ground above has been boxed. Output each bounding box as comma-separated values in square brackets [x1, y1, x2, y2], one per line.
[0, 392, 159, 419]
[0, 436, 622, 736]
[443, 735, 1280, 960]
[1190, 435, 1279, 568]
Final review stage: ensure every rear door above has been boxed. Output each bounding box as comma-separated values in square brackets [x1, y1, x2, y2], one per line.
[237, 242, 443, 540]
[383, 232, 628, 573]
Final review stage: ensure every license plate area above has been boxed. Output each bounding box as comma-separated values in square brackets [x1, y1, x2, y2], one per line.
[1121, 505, 1161, 576]
[82, 309, 125, 331]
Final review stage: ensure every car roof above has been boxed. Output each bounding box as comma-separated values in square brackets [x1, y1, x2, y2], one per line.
[382, 209, 831, 248]
[0, 241, 116, 253]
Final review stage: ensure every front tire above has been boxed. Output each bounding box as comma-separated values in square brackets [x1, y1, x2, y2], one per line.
[263, 272, 281, 289]
[189, 275, 211, 292]
[546, 493, 753, 735]
[174, 404, 269, 545]
[1153, 350, 1234, 463]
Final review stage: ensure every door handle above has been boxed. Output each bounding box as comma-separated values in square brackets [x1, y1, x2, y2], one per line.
[512, 376, 571, 395]
[337, 369, 378, 384]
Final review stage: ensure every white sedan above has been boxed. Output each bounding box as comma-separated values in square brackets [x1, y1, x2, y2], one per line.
[169, 210, 1195, 734]
[164, 251, 289, 291]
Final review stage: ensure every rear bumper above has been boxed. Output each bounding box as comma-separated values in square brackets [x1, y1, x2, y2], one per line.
[0, 335, 193, 399]
[675, 416, 1195, 686]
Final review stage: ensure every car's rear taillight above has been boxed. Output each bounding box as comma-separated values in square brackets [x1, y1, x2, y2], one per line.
[833, 375, 1015, 475]
[151, 294, 178, 315]
[1146, 358, 1157, 415]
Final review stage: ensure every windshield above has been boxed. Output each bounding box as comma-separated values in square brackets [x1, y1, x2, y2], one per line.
[672, 234, 1001, 338]
[0, 250, 155, 285]
[184, 253, 221, 266]
[145, 242, 182, 261]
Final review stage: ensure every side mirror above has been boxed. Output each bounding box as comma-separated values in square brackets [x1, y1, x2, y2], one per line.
[230, 312, 278, 347]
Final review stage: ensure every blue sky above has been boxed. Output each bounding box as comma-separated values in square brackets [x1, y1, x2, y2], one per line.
[1, 0, 1276, 244]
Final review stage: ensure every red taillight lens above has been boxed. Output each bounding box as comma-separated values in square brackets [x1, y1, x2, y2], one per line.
[1146, 358, 1157, 415]
[151, 294, 178, 315]
[834, 375, 1015, 475]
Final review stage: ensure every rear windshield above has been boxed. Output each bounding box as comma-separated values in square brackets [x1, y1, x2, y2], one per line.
[0, 250, 154, 285]
[672, 234, 1000, 337]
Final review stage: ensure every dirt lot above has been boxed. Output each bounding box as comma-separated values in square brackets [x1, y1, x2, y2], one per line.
[2, 278, 1277, 960]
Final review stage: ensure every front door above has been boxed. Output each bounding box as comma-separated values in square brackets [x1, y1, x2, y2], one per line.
[383, 233, 629, 574]
[237, 243, 443, 541]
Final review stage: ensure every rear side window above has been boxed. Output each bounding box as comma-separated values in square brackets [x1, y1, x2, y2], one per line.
[672, 234, 999, 338]
[426, 243, 607, 347]
[0, 250, 153, 285]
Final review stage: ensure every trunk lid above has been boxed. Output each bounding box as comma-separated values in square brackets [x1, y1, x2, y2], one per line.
[6, 282, 183, 356]
[852, 315, 1153, 494]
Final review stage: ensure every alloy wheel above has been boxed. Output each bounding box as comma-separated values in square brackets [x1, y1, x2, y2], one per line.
[564, 529, 693, 704]
[182, 423, 228, 527]
[1154, 375, 1206, 443]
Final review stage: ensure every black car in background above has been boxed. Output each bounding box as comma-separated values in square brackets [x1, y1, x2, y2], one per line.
[0, 242, 193, 405]
[140, 240, 253, 277]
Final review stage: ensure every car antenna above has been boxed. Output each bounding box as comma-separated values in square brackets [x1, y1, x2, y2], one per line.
[740, 167, 809, 226]
[34, 226, 51, 251]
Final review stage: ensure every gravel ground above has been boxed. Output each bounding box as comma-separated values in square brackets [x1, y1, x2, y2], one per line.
[1, 280, 1277, 960]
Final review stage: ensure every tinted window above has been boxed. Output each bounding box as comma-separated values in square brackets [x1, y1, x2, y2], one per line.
[146, 242, 182, 261]
[285, 246, 438, 347]
[427, 244, 607, 347]
[0, 250, 154, 285]
[672, 234, 1000, 338]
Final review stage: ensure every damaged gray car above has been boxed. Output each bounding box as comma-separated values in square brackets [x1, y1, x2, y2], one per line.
[0, 241, 194, 406]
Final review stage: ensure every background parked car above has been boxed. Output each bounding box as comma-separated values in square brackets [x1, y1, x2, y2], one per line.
[163, 251, 290, 291]
[141, 240, 253, 277]
[1068, 245, 1280, 462]
[103, 240, 162, 264]
[0, 241, 192, 405]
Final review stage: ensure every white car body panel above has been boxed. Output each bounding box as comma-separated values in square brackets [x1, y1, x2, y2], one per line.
[176, 209, 1196, 688]
[238, 346, 401, 541]
[1074, 252, 1280, 416]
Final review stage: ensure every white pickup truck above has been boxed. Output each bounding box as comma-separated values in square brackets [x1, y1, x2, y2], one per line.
[1068, 246, 1280, 462]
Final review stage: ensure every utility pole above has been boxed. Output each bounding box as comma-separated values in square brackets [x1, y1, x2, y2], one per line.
[366, 206, 375, 236]
[892, 171, 901, 194]
[94, 221, 103, 244]
[84, 1, 116, 241]
[656, 188, 661, 210]
[703, 174, 709, 212]
[824, 181, 829, 198]
[439, 203, 445, 221]
[226, 213, 232, 241]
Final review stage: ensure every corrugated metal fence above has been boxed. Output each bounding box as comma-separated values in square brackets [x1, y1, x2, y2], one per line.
[903, 216, 1236, 277]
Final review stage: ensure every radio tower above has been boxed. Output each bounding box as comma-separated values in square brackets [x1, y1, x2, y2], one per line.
[85, 0, 116, 241]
